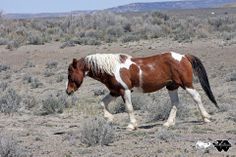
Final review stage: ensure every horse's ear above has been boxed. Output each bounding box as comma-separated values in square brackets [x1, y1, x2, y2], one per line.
[72, 58, 77, 68]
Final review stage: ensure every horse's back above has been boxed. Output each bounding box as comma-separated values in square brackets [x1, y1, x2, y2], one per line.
[130, 52, 193, 92]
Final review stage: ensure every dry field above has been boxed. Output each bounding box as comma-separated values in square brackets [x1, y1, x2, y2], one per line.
[0, 8, 236, 157]
[0, 38, 236, 157]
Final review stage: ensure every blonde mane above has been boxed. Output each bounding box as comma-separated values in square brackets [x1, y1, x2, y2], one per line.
[84, 53, 131, 75]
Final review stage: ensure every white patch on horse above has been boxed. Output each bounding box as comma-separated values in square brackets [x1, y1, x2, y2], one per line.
[170, 51, 184, 62]
[139, 66, 143, 87]
[147, 64, 155, 71]
[65, 80, 68, 89]
[132, 66, 144, 93]
[114, 56, 135, 89]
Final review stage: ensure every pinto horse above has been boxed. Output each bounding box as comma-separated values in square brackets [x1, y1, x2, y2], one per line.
[66, 52, 218, 131]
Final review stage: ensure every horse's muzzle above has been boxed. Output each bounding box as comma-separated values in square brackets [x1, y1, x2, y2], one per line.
[66, 89, 73, 96]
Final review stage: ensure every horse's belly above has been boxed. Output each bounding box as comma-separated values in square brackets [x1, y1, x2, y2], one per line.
[132, 82, 166, 93]
[142, 84, 166, 93]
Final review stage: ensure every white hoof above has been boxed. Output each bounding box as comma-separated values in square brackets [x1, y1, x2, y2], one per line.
[203, 118, 211, 123]
[203, 113, 211, 119]
[126, 123, 138, 131]
[163, 121, 175, 128]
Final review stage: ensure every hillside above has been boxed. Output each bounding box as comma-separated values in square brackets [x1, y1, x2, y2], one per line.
[107, 0, 236, 12]
[3, 0, 236, 19]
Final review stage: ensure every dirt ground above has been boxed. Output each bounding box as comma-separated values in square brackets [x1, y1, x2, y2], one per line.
[0, 38, 236, 157]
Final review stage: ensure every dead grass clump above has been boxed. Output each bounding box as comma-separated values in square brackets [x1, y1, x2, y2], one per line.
[0, 134, 30, 157]
[80, 117, 114, 146]
[0, 88, 22, 114]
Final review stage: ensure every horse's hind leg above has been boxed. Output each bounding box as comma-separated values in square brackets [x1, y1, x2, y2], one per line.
[100, 94, 116, 122]
[185, 87, 211, 122]
[163, 89, 179, 127]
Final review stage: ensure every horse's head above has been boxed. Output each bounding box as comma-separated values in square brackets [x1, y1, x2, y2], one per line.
[66, 58, 86, 95]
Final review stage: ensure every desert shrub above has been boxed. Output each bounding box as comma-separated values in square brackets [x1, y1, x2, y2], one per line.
[0, 134, 30, 157]
[24, 60, 35, 68]
[106, 26, 124, 37]
[22, 96, 37, 109]
[44, 69, 55, 77]
[6, 40, 19, 50]
[23, 75, 42, 89]
[40, 91, 77, 115]
[56, 74, 64, 83]
[172, 20, 194, 42]
[80, 117, 114, 146]
[41, 95, 65, 115]
[208, 16, 234, 32]
[0, 82, 8, 92]
[27, 32, 44, 45]
[92, 88, 107, 96]
[0, 64, 10, 72]
[60, 40, 78, 48]
[225, 72, 236, 82]
[147, 98, 172, 121]
[79, 37, 101, 45]
[121, 34, 140, 43]
[0, 88, 22, 114]
[131, 94, 154, 110]
[151, 11, 170, 21]
[228, 112, 236, 123]
[46, 61, 58, 69]
[2, 73, 11, 80]
[156, 128, 176, 142]
[1, 11, 236, 48]
[0, 38, 9, 45]
[123, 22, 132, 32]
[176, 103, 190, 120]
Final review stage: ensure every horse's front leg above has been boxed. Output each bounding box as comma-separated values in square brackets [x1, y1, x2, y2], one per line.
[100, 94, 116, 122]
[122, 90, 138, 131]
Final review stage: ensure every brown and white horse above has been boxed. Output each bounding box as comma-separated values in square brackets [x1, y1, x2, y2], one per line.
[66, 52, 218, 130]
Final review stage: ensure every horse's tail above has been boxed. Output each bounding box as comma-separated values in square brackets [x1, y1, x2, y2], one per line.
[186, 54, 219, 108]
